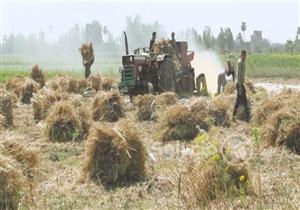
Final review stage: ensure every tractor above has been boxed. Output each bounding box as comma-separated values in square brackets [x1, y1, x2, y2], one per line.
[119, 32, 207, 97]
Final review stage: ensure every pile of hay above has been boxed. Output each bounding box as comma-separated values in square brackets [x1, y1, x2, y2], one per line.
[19, 79, 38, 104]
[77, 106, 92, 140]
[92, 91, 123, 122]
[89, 75, 102, 92]
[67, 79, 80, 94]
[223, 79, 256, 95]
[0, 155, 25, 210]
[0, 141, 38, 181]
[32, 88, 69, 122]
[0, 142, 38, 209]
[180, 156, 251, 208]
[156, 92, 177, 108]
[79, 79, 90, 91]
[160, 105, 201, 141]
[82, 122, 146, 187]
[101, 77, 115, 91]
[47, 75, 69, 91]
[30, 64, 45, 88]
[252, 97, 283, 125]
[45, 101, 81, 142]
[262, 109, 300, 154]
[208, 95, 232, 127]
[5, 75, 25, 93]
[0, 94, 13, 128]
[134, 94, 156, 121]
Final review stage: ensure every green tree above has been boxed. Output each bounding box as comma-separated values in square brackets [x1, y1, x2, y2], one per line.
[202, 26, 213, 49]
[217, 28, 226, 53]
[241, 22, 247, 41]
[236, 32, 244, 51]
[285, 39, 296, 56]
[224, 27, 234, 52]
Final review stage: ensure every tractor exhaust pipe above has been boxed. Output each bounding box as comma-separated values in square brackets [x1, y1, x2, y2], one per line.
[123, 31, 129, 55]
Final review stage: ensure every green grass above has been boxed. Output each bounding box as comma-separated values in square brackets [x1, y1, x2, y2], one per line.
[1, 52, 300, 84]
[223, 53, 300, 78]
[0, 52, 121, 83]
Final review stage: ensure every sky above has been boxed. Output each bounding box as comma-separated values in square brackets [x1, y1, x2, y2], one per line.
[1, 0, 299, 44]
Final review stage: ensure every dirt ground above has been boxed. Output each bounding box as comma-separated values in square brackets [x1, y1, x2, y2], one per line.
[1, 78, 300, 210]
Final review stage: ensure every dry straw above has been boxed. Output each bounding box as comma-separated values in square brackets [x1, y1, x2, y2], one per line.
[92, 91, 123, 122]
[262, 108, 300, 154]
[32, 88, 69, 122]
[180, 154, 252, 208]
[101, 77, 115, 91]
[19, 79, 38, 104]
[82, 121, 146, 187]
[89, 75, 102, 92]
[156, 92, 177, 108]
[0, 94, 14, 128]
[0, 142, 38, 210]
[30, 64, 45, 88]
[133, 94, 156, 121]
[45, 101, 81, 142]
[5, 75, 25, 96]
[159, 105, 203, 141]
[208, 95, 232, 127]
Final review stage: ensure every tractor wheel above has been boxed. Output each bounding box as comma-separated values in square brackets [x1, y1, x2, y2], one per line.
[158, 58, 176, 92]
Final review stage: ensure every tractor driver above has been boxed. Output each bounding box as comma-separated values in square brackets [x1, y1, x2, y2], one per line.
[149, 32, 157, 52]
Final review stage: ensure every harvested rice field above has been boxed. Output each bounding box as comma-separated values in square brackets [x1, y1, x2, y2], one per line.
[0, 70, 300, 210]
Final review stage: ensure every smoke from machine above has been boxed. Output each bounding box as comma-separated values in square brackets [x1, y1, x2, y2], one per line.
[191, 50, 224, 94]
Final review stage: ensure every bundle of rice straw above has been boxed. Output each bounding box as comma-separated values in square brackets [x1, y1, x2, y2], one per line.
[180, 155, 252, 208]
[208, 95, 233, 127]
[133, 94, 156, 121]
[32, 88, 69, 122]
[156, 92, 177, 108]
[30, 64, 45, 88]
[92, 91, 123, 122]
[5, 76, 25, 97]
[82, 121, 146, 187]
[159, 105, 201, 141]
[18, 79, 38, 104]
[45, 101, 81, 142]
[262, 108, 300, 154]
[0, 94, 13, 128]
[89, 75, 102, 92]
[101, 77, 115, 91]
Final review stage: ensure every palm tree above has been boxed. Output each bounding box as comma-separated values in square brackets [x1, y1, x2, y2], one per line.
[241, 22, 247, 41]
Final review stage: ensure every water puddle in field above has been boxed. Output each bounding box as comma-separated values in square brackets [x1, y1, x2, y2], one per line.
[255, 82, 300, 93]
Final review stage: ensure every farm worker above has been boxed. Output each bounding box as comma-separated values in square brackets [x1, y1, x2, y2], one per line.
[225, 60, 235, 81]
[170, 32, 176, 49]
[149, 32, 157, 51]
[233, 50, 250, 122]
[217, 71, 227, 94]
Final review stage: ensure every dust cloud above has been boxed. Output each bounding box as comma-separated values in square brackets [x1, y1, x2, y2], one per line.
[191, 50, 224, 94]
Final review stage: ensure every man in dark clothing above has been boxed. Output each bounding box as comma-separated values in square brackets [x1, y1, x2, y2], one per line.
[170, 32, 176, 48]
[233, 50, 250, 122]
[149, 32, 156, 51]
[225, 60, 235, 81]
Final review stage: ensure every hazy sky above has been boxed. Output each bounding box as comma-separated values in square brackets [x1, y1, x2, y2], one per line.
[1, 0, 299, 43]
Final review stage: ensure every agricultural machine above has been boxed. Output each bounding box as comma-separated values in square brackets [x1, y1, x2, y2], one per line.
[119, 32, 206, 97]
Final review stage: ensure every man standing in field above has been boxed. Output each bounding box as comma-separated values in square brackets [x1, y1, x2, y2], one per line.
[225, 60, 235, 82]
[233, 50, 250, 122]
[149, 32, 156, 51]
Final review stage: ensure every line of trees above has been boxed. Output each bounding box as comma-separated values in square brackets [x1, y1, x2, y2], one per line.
[1, 15, 299, 55]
